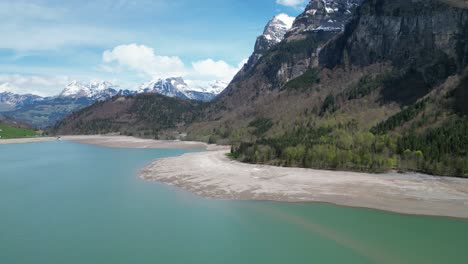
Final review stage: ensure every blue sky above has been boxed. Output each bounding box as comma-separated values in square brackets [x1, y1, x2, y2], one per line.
[0, 0, 307, 95]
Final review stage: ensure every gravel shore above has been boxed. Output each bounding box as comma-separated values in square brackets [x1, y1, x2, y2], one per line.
[140, 149, 468, 219]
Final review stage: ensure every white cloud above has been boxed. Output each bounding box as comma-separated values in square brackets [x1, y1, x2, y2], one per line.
[276, 0, 307, 8]
[0, 75, 70, 96]
[102, 44, 186, 78]
[191, 59, 240, 82]
[101, 44, 247, 84]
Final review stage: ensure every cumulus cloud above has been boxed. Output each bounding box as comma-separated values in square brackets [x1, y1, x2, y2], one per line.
[276, 0, 307, 8]
[0, 74, 70, 96]
[102, 44, 186, 78]
[102, 44, 247, 84]
[191, 59, 240, 81]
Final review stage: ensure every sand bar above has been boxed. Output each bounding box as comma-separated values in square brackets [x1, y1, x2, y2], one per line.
[140, 149, 468, 219]
[61, 135, 224, 150]
[0, 137, 58, 144]
[0, 135, 224, 150]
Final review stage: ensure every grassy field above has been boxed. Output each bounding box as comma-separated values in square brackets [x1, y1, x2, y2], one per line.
[0, 124, 38, 139]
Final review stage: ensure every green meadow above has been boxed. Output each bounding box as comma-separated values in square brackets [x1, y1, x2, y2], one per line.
[0, 124, 37, 139]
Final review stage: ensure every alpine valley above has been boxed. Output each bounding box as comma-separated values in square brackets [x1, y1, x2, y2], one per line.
[3, 1, 468, 263]
[52, 0, 468, 177]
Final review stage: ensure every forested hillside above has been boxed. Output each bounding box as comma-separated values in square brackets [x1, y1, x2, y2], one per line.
[212, 0, 468, 177]
[54, 93, 204, 138]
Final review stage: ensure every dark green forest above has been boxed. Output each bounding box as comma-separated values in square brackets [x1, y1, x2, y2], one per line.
[232, 118, 468, 177]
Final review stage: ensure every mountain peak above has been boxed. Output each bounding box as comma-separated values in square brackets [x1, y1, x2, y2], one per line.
[272, 13, 295, 29]
[59, 80, 119, 100]
[60, 81, 91, 98]
[89, 80, 118, 91]
[262, 13, 295, 44]
[240, 13, 295, 73]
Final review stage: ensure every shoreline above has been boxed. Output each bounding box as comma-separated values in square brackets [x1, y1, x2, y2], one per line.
[0, 135, 224, 151]
[140, 149, 468, 219]
[0, 137, 58, 144]
[60, 135, 226, 150]
[3, 135, 468, 219]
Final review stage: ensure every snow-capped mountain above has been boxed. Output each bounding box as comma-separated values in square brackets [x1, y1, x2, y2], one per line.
[0, 80, 137, 127]
[138, 77, 189, 99]
[288, 0, 363, 35]
[242, 13, 295, 72]
[59, 81, 121, 101]
[59, 81, 92, 98]
[138, 77, 227, 102]
[0, 92, 44, 111]
[262, 14, 295, 45]
[185, 80, 228, 95]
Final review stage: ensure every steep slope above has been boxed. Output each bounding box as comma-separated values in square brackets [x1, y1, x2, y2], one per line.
[319, 0, 468, 105]
[191, 0, 468, 176]
[218, 0, 363, 112]
[242, 13, 295, 72]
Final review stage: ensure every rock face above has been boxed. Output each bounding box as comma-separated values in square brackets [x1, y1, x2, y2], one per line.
[219, 0, 468, 109]
[320, 0, 468, 76]
[317, 0, 468, 104]
[220, 0, 361, 109]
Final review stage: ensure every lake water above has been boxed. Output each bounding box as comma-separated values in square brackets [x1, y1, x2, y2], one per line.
[1, 141, 467, 264]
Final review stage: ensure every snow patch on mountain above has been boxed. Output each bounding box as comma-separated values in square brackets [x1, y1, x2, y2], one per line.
[59, 81, 92, 98]
[240, 13, 295, 73]
[138, 77, 227, 102]
[263, 13, 295, 43]
[59, 81, 121, 100]
[288, 0, 362, 35]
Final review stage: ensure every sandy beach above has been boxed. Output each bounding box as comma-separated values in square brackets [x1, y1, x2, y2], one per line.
[140, 149, 468, 219]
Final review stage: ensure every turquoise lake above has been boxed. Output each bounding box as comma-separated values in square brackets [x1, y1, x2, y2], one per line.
[1, 141, 467, 264]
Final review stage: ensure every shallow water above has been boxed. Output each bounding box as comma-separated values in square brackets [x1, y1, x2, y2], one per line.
[0, 141, 467, 264]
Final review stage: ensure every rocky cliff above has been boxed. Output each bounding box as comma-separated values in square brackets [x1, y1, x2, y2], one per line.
[320, 0, 468, 79]
[218, 0, 362, 110]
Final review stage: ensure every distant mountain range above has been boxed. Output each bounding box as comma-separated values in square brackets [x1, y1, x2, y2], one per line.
[0, 78, 228, 127]
[138, 78, 227, 102]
